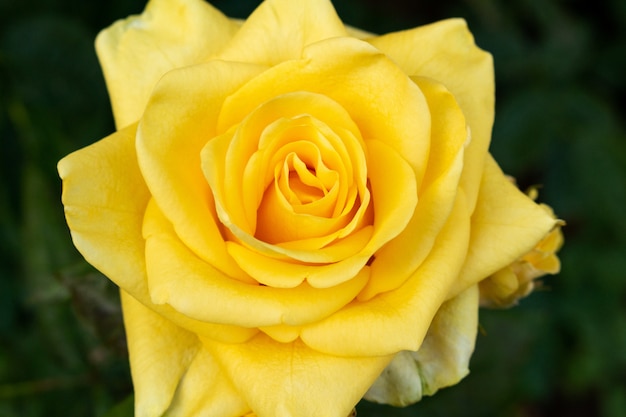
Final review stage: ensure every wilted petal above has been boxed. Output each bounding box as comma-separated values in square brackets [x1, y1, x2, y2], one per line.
[364, 284, 479, 406]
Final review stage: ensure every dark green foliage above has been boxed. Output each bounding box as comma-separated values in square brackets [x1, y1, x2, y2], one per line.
[1, 0, 624, 416]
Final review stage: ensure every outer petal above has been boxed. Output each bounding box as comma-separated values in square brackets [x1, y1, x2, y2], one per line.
[59, 124, 150, 298]
[203, 334, 393, 417]
[166, 345, 250, 417]
[58, 124, 256, 343]
[301, 190, 471, 356]
[364, 284, 479, 406]
[96, 0, 240, 127]
[137, 60, 267, 283]
[447, 155, 559, 298]
[369, 19, 494, 212]
[358, 76, 467, 300]
[121, 291, 199, 417]
[217, 0, 347, 65]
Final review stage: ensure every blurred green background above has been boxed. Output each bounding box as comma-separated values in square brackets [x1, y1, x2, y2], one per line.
[1, 0, 625, 416]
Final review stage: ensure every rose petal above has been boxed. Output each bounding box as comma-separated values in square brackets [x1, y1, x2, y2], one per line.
[165, 344, 250, 417]
[58, 124, 257, 343]
[358, 76, 467, 300]
[209, 91, 365, 239]
[364, 284, 478, 406]
[96, 0, 240, 128]
[121, 291, 199, 417]
[217, 0, 347, 66]
[217, 138, 417, 289]
[225, 231, 372, 288]
[258, 323, 302, 344]
[203, 104, 368, 248]
[361, 139, 419, 261]
[369, 18, 494, 212]
[59, 124, 149, 298]
[414, 284, 479, 385]
[203, 334, 393, 417]
[345, 24, 375, 40]
[136, 60, 266, 283]
[301, 191, 471, 356]
[142, 199, 370, 327]
[218, 36, 431, 183]
[447, 155, 559, 298]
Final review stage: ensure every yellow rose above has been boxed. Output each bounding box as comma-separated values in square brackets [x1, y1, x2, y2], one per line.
[58, 0, 560, 416]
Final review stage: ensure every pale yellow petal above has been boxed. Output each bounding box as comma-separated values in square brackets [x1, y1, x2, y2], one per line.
[96, 0, 240, 127]
[58, 124, 149, 297]
[413, 283, 479, 395]
[301, 191, 471, 356]
[364, 284, 478, 406]
[203, 334, 393, 417]
[136, 60, 266, 283]
[121, 291, 199, 417]
[345, 24, 375, 40]
[58, 125, 257, 343]
[217, 0, 347, 65]
[448, 155, 559, 298]
[369, 19, 494, 212]
[166, 345, 250, 417]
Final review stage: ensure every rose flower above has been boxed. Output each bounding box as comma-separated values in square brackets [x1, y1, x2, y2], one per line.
[58, 0, 561, 416]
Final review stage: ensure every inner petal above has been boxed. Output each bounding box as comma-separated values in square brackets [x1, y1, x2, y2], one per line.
[202, 91, 371, 263]
[255, 182, 356, 244]
[251, 121, 369, 245]
[283, 155, 326, 204]
[279, 152, 339, 210]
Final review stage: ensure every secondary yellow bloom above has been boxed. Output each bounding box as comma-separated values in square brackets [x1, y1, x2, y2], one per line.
[480, 200, 564, 308]
[58, 0, 560, 416]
